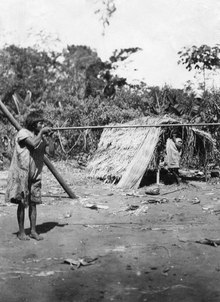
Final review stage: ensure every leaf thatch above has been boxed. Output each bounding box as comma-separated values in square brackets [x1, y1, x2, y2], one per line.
[87, 115, 216, 189]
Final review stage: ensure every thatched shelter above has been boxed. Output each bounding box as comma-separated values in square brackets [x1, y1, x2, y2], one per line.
[87, 115, 216, 189]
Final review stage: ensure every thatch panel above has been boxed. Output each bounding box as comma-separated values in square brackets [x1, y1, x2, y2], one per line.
[87, 116, 178, 182]
[117, 126, 161, 189]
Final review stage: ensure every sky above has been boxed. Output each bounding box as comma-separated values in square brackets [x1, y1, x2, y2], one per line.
[0, 0, 220, 89]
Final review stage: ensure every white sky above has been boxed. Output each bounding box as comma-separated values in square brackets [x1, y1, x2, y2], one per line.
[0, 0, 220, 88]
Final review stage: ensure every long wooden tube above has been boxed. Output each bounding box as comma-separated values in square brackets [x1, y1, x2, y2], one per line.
[0, 99, 77, 199]
[51, 122, 220, 131]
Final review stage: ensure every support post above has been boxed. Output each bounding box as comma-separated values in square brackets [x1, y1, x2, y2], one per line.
[156, 168, 160, 185]
[0, 99, 77, 199]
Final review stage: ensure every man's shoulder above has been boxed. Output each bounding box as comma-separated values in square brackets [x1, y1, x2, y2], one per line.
[17, 128, 33, 142]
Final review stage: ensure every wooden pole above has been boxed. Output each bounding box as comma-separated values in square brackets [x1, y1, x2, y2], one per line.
[156, 168, 160, 185]
[0, 99, 77, 199]
[51, 122, 220, 131]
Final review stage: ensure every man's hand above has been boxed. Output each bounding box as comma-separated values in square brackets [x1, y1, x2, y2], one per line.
[40, 127, 52, 136]
[159, 161, 168, 170]
[159, 161, 165, 168]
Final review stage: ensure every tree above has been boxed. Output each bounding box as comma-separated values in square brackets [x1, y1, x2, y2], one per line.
[178, 44, 220, 91]
[73, 46, 142, 99]
[60, 45, 100, 99]
[87, 47, 142, 98]
[0, 45, 58, 111]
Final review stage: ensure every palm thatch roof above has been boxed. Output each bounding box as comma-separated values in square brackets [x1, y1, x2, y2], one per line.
[87, 115, 216, 189]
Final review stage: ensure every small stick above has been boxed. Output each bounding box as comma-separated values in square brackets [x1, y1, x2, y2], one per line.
[161, 187, 186, 195]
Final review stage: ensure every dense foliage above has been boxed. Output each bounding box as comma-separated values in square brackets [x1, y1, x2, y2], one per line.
[0, 43, 220, 168]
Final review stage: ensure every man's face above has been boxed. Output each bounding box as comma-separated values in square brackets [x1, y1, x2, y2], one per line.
[176, 140, 182, 149]
[36, 120, 44, 133]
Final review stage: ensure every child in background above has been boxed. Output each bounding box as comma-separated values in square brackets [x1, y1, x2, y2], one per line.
[5, 110, 53, 240]
[164, 136, 183, 184]
[159, 136, 183, 185]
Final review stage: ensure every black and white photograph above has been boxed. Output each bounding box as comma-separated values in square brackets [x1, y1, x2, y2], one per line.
[0, 1, 220, 301]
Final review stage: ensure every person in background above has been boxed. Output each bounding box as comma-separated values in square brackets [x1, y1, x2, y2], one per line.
[160, 136, 183, 185]
[1, 135, 13, 168]
[5, 110, 54, 241]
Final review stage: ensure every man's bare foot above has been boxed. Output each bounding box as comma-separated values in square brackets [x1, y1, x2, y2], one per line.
[29, 232, 43, 241]
[17, 232, 30, 241]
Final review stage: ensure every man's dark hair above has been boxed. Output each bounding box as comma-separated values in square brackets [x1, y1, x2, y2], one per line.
[25, 110, 44, 131]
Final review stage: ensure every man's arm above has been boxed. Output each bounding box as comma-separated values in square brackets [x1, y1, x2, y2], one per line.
[21, 127, 51, 149]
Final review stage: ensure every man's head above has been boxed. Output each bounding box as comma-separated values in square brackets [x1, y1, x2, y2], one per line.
[175, 138, 183, 149]
[25, 110, 45, 133]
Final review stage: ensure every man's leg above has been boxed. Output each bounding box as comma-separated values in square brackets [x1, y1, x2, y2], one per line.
[29, 203, 43, 240]
[17, 203, 30, 240]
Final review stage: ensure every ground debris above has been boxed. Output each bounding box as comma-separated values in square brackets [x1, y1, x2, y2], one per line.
[145, 186, 160, 195]
[133, 205, 149, 215]
[63, 257, 98, 269]
[84, 203, 109, 210]
[195, 238, 220, 247]
[141, 198, 169, 204]
[202, 205, 214, 212]
[141, 226, 173, 232]
[161, 187, 187, 196]
[63, 212, 72, 218]
[191, 197, 200, 204]
[161, 266, 171, 276]
[179, 237, 220, 247]
[125, 205, 139, 211]
[213, 209, 220, 215]
[173, 197, 182, 202]
[125, 192, 145, 197]
[124, 204, 148, 215]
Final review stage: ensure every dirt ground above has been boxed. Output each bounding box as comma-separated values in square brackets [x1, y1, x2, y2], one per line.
[1, 161, 220, 302]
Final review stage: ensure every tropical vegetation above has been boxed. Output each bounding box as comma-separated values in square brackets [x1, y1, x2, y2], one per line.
[0, 43, 220, 168]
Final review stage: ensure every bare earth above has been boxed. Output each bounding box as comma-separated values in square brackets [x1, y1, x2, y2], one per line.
[1, 161, 220, 302]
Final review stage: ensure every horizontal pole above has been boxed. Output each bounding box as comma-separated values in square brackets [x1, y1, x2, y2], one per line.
[52, 122, 220, 131]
